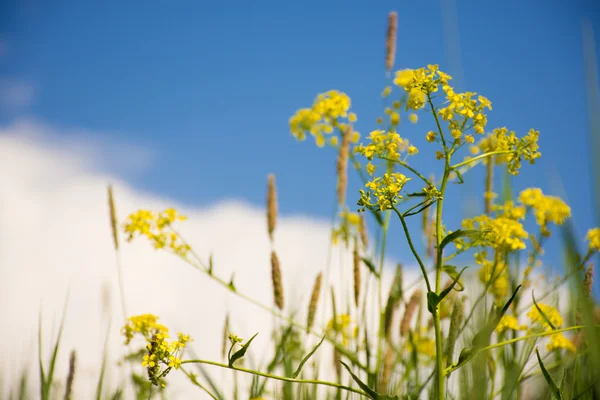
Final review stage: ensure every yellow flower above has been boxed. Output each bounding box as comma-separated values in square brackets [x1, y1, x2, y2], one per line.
[546, 333, 575, 353]
[390, 111, 400, 126]
[366, 162, 376, 176]
[586, 227, 600, 252]
[518, 188, 571, 235]
[168, 356, 182, 369]
[393, 69, 415, 87]
[462, 215, 528, 251]
[289, 90, 355, 147]
[495, 315, 527, 334]
[361, 173, 411, 210]
[142, 354, 156, 368]
[407, 145, 418, 155]
[382, 86, 392, 97]
[527, 303, 563, 329]
[403, 329, 435, 358]
[426, 131, 437, 142]
[409, 114, 418, 124]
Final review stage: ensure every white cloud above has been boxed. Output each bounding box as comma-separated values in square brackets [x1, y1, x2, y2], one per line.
[0, 119, 422, 399]
[0, 78, 36, 108]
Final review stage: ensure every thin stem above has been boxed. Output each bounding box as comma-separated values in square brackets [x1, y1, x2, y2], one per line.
[378, 156, 432, 186]
[444, 325, 600, 376]
[427, 93, 448, 152]
[451, 150, 513, 170]
[181, 367, 219, 400]
[113, 252, 128, 322]
[428, 92, 451, 400]
[391, 206, 431, 292]
[181, 359, 369, 397]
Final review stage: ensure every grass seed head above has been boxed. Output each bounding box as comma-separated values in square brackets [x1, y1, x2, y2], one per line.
[385, 11, 398, 71]
[267, 174, 278, 242]
[400, 289, 421, 337]
[307, 272, 323, 332]
[107, 185, 119, 250]
[271, 251, 284, 310]
[336, 126, 351, 206]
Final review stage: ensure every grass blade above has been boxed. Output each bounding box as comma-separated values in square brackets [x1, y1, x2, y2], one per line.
[293, 335, 325, 378]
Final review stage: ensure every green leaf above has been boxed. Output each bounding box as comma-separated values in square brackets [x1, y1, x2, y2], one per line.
[439, 229, 480, 252]
[437, 267, 468, 303]
[454, 169, 464, 184]
[403, 200, 436, 217]
[536, 348, 563, 399]
[472, 285, 521, 349]
[442, 265, 465, 291]
[532, 291, 556, 330]
[292, 335, 325, 378]
[340, 361, 398, 400]
[361, 257, 381, 279]
[228, 332, 258, 368]
[427, 267, 468, 313]
[208, 253, 214, 275]
[426, 292, 439, 314]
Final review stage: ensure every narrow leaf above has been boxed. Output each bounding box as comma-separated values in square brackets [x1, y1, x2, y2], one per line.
[472, 285, 521, 349]
[440, 229, 480, 252]
[293, 335, 325, 378]
[229, 332, 258, 368]
[361, 257, 381, 278]
[454, 169, 464, 184]
[442, 265, 465, 291]
[340, 361, 398, 400]
[536, 348, 563, 399]
[532, 291, 556, 330]
[437, 267, 468, 303]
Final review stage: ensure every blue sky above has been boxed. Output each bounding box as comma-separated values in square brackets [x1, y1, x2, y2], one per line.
[1, 1, 599, 279]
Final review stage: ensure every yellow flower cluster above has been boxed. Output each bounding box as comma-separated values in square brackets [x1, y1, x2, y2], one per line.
[289, 90, 359, 148]
[547, 333, 576, 353]
[327, 314, 358, 346]
[527, 303, 563, 328]
[122, 314, 191, 386]
[527, 304, 575, 353]
[518, 188, 571, 236]
[332, 209, 362, 247]
[471, 128, 541, 175]
[438, 88, 492, 137]
[403, 329, 435, 359]
[585, 227, 600, 253]
[355, 129, 412, 163]
[495, 315, 527, 334]
[394, 65, 451, 111]
[463, 214, 528, 251]
[475, 251, 510, 299]
[358, 173, 411, 211]
[123, 208, 191, 257]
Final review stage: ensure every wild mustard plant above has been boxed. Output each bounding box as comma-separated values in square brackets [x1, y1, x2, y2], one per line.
[45, 8, 598, 400]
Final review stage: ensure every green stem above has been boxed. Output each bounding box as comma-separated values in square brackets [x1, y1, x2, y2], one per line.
[429, 92, 451, 400]
[444, 325, 600, 376]
[427, 93, 448, 152]
[391, 206, 431, 292]
[451, 150, 513, 170]
[181, 359, 369, 397]
[181, 367, 219, 399]
[378, 156, 432, 186]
